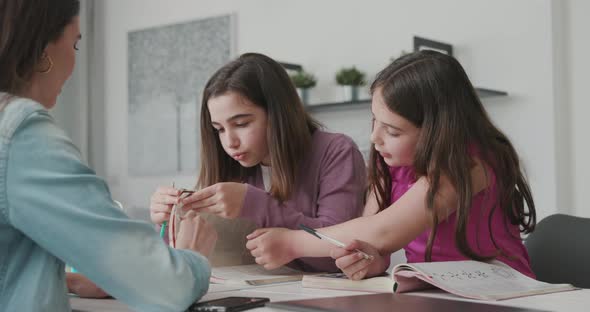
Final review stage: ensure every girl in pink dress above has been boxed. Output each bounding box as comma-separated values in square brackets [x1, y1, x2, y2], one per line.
[246, 50, 537, 280]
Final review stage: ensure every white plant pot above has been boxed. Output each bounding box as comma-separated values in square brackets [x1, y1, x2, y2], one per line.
[297, 88, 310, 105]
[342, 85, 359, 102]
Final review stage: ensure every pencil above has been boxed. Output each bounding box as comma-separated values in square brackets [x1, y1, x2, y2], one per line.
[299, 224, 374, 260]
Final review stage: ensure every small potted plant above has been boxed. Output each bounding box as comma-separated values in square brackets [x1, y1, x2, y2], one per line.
[335, 66, 366, 102]
[290, 70, 317, 105]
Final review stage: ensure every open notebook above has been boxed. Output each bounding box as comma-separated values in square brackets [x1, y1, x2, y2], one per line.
[211, 264, 308, 286]
[302, 260, 578, 300]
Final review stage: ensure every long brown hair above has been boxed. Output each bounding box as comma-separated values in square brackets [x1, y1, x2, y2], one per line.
[198, 53, 321, 202]
[0, 0, 80, 106]
[368, 50, 536, 261]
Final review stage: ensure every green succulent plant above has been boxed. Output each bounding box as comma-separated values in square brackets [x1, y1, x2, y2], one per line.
[290, 70, 317, 89]
[335, 66, 366, 86]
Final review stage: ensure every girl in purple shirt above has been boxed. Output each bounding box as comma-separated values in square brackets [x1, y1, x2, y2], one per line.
[246, 50, 537, 279]
[149, 53, 366, 272]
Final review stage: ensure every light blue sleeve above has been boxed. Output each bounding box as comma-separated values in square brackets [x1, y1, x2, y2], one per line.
[6, 111, 210, 312]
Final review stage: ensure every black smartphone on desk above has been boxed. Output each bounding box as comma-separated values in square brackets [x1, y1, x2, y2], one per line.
[186, 296, 270, 312]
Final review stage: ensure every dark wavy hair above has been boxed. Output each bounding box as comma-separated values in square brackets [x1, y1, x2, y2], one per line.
[0, 0, 80, 101]
[368, 50, 536, 261]
[198, 53, 322, 202]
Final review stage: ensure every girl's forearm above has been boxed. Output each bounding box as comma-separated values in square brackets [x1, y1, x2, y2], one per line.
[289, 214, 391, 258]
[292, 179, 434, 257]
[290, 229, 332, 258]
[320, 214, 393, 253]
[289, 177, 441, 259]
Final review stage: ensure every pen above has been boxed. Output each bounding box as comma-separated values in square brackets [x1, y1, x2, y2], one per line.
[298, 224, 374, 260]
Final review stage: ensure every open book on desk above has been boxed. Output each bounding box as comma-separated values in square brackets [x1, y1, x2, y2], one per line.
[211, 264, 309, 286]
[303, 260, 578, 300]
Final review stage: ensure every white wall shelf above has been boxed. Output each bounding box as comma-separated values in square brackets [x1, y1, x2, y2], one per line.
[306, 87, 507, 113]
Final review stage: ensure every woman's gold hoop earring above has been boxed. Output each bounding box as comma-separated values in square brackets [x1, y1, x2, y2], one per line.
[39, 54, 53, 74]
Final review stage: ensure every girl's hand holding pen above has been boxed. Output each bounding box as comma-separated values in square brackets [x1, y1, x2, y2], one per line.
[180, 182, 247, 219]
[331, 239, 390, 281]
[149, 186, 181, 225]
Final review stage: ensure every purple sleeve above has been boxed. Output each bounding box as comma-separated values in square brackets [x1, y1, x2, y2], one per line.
[240, 136, 366, 230]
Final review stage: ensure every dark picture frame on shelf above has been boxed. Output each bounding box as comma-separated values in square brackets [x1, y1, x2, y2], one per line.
[413, 36, 453, 56]
[411, 37, 508, 99]
[279, 62, 303, 73]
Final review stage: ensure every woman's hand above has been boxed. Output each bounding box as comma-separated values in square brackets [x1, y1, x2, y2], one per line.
[174, 211, 218, 258]
[246, 228, 297, 270]
[149, 186, 180, 225]
[330, 240, 390, 280]
[181, 182, 247, 219]
[66, 273, 110, 298]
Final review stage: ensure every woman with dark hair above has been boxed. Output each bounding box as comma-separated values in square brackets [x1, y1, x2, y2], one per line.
[0, 1, 211, 310]
[149, 53, 367, 272]
[247, 50, 537, 280]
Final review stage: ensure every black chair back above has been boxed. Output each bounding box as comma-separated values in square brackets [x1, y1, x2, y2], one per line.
[525, 214, 590, 288]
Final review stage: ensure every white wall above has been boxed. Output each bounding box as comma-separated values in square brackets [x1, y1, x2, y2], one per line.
[550, 0, 572, 219]
[52, 0, 92, 162]
[566, 0, 590, 218]
[97, 0, 561, 219]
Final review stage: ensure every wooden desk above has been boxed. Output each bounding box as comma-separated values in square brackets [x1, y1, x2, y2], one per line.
[70, 283, 590, 312]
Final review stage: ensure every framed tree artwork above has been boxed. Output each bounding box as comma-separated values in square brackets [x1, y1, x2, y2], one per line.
[128, 15, 234, 176]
